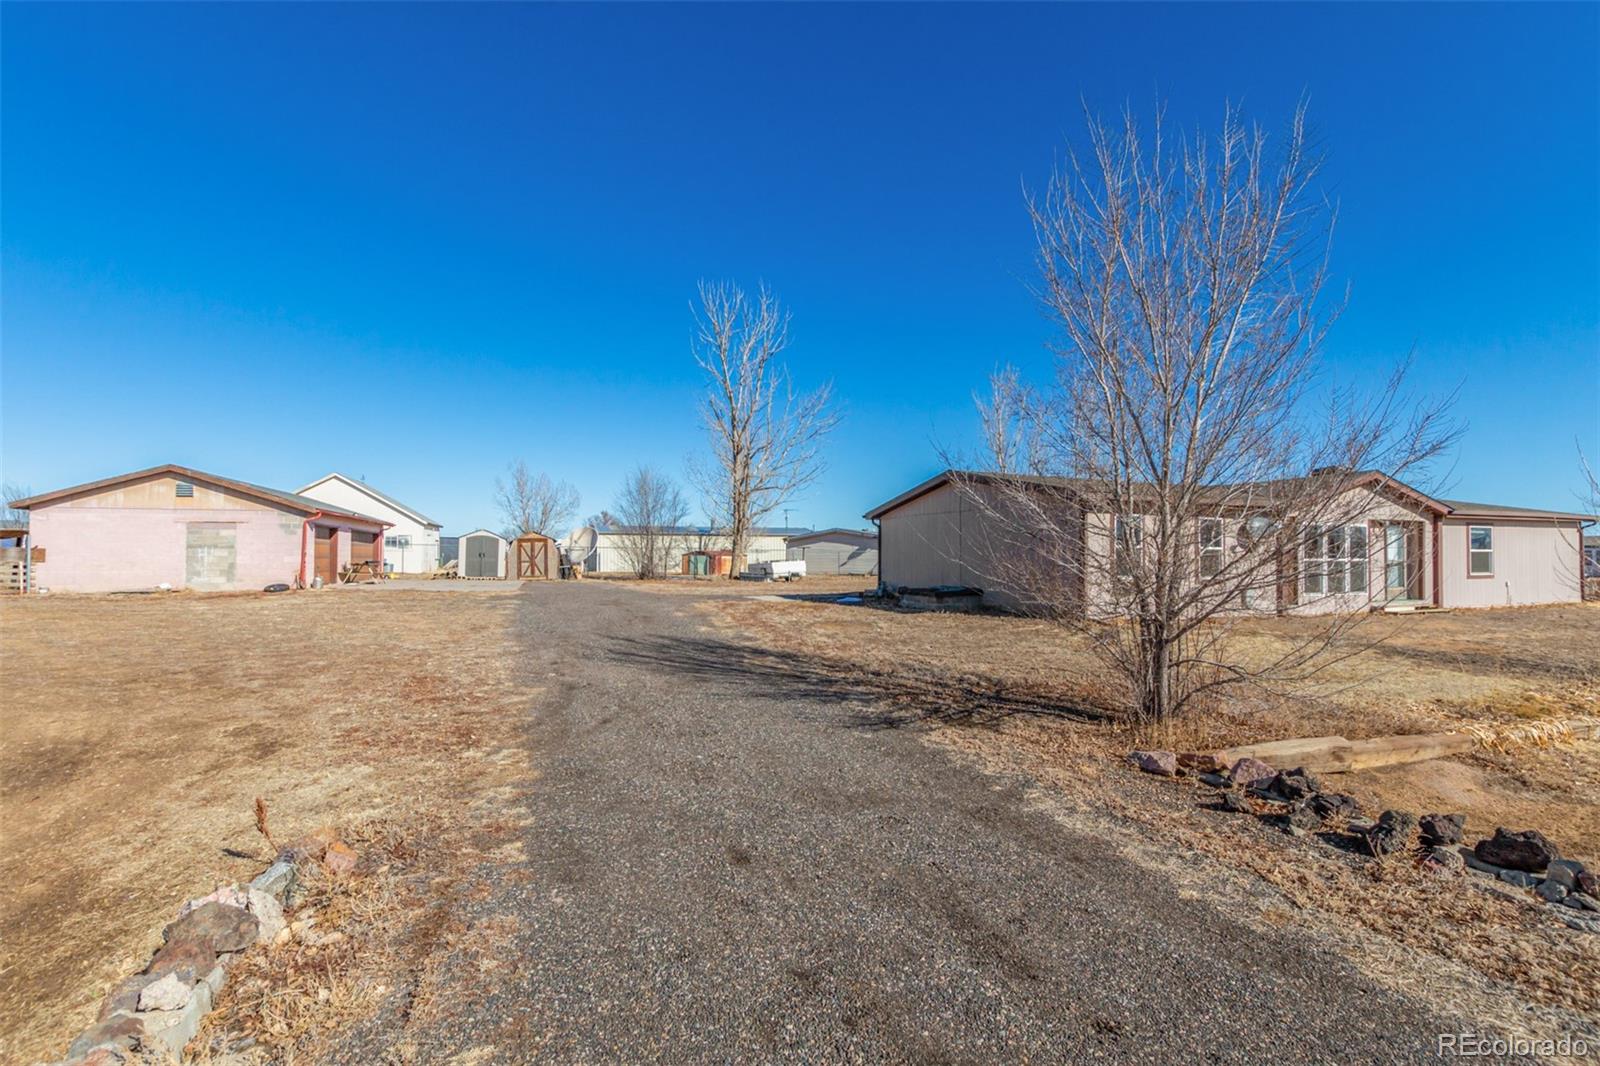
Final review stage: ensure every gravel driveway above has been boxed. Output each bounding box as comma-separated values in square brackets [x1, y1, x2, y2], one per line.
[403, 582, 1462, 1063]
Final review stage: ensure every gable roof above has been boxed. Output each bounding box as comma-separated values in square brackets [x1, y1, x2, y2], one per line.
[298, 472, 441, 529]
[11, 464, 389, 526]
[864, 468, 1457, 521]
[592, 524, 810, 537]
[786, 527, 878, 545]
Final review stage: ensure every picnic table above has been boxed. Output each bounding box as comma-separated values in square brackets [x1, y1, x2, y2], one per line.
[339, 559, 387, 583]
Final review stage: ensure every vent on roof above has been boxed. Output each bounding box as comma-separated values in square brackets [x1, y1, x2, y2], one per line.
[176, 481, 194, 498]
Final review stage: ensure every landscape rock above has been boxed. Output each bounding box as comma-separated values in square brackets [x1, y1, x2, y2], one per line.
[67, 1014, 146, 1058]
[1498, 869, 1539, 888]
[250, 859, 298, 903]
[1566, 893, 1599, 913]
[282, 826, 339, 864]
[1229, 757, 1277, 790]
[246, 888, 286, 944]
[163, 901, 259, 954]
[1578, 871, 1599, 898]
[1418, 813, 1465, 847]
[1197, 772, 1229, 788]
[323, 840, 358, 876]
[139, 975, 213, 1060]
[1347, 816, 1376, 835]
[1474, 828, 1560, 873]
[179, 885, 249, 918]
[145, 937, 217, 983]
[1535, 879, 1569, 903]
[1219, 791, 1250, 814]
[137, 972, 192, 1012]
[1284, 800, 1323, 831]
[97, 973, 158, 1021]
[1310, 792, 1360, 820]
[76, 1046, 129, 1066]
[1422, 846, 1464, 875]
[1129, 750, 1178, 777]
[1177, 752, 1227, 774]
[1262, 768, 1322, 802]
[1366, 810, 1418, 857]
[1544, 859, 1584, 891]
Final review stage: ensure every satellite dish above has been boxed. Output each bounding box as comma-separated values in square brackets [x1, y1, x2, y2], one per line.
[564, 526, 597, 567]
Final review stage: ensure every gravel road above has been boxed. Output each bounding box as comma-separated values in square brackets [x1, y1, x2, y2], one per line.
[403, 581, 1463, 1063]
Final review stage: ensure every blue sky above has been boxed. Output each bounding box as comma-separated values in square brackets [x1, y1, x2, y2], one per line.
[3, 3, 1596, 533]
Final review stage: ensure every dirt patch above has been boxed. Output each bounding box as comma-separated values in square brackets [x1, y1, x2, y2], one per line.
[0, 588, 533, 1064]
[696, 595, 1600, 1035]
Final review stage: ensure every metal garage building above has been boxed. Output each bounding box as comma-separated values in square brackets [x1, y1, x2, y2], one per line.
[785, 528, 879, 576]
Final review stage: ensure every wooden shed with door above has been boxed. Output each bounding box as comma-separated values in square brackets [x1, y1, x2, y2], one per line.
[513, 532, 557, 579]
[458, 529, 508, 579]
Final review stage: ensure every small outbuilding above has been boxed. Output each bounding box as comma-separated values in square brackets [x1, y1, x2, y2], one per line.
[512, 532, 558, 579]
[457, 529, 508, 578]
[785, 528, 879, 576]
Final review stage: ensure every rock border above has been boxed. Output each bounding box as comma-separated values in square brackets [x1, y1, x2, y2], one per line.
[47, 833, 355, 1065]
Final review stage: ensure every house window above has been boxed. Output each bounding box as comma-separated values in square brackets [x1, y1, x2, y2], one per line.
[175, 481, 194, 498]
[1114, 516, 1143, 578]
[1468, 526, 1493, 576]
[385, 535, 411, 549]
[1198, 518, 1224, 577]
[1303, 524, 1369, 595]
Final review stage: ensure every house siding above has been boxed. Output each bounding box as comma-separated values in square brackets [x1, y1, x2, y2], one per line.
[786, 532, 879, 575]
[300, 476, 440, 574]
[1439, 517, 1583, 607]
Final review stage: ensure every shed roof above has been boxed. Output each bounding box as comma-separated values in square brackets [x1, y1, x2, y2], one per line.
[593, 524, 810, 537]
[11, 464, 389, 526]
[298, 473, 442, 529]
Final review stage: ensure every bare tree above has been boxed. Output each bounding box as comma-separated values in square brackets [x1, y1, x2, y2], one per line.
[953, 102, 1456, 731]
[611, 466, 690, 579]
[691, 281, 839, 575]
[2, 483, 31, 529]
[495, 461, 579, 539]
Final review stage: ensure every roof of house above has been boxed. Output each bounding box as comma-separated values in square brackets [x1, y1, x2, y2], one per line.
[785, 526, 878, 545]
[11, 464, 389, 526]
[865, 468, 1590, 523]
[298, 473, 441, 529]
[1438, 499, 1595, 522]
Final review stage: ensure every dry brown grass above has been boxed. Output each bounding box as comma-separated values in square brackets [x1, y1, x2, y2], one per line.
[0, 588, 533, 1064]
[696, 594, 1600, 1037]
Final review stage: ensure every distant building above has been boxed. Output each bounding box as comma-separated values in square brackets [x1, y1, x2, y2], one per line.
[581, 525, 809, 575]
[299, 473, 442, 575]
[786, 528, 878, 576]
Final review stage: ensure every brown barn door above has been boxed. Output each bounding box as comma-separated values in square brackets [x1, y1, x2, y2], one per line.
[351, 531, 377, 565]
[314, 527, 336, 584]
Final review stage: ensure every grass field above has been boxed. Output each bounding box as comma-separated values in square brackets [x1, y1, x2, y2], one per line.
[0, 586, 533, 1064]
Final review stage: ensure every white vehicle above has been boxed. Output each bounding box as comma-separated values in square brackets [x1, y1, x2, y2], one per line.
[748, 559, 807, 581]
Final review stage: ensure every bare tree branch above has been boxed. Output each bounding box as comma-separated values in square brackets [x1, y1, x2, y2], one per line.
[690, 281, 840, 575]
[611, 466, 691, 579]
[951, 101, 1459, 732]
[495, 461, 580, 540]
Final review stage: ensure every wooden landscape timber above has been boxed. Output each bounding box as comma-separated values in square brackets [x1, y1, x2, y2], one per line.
[1215, 716, 1600, 774]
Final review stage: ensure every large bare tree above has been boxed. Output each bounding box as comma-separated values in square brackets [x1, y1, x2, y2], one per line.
[691, 281, 839, 575]
[2, 483, 32, 529]
[955, 103, 1456, 731]
[611, 465, 691, 579]
[495, 460, 579, 539]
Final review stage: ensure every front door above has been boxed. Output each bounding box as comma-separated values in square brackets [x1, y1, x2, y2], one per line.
[1384, 522, 1416, 599]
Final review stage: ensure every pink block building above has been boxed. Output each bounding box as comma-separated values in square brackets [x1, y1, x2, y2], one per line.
[13, 464, 388, 593]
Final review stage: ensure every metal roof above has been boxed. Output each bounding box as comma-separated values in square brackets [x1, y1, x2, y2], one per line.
[593, 524, 811, 537]
[298, 472, 442, 529]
